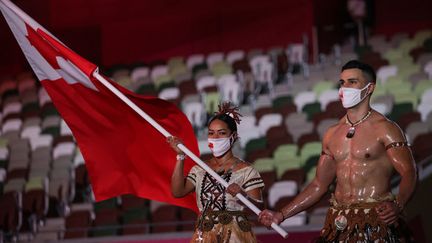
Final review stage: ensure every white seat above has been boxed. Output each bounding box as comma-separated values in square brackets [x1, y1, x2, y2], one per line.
[150, 65, 168, 81]
[130, 66, 150, 83]
[73, 148, 85, 167]
[198, 139, 211, 155]
[238, 116, 257, 132]
[219, 75, 242, 105]
[268, 181, 298, 208]
[249, 55, 274, 89]
[226, 50, 245, 64]
[3, 102, 22, 117]
[287, 43, 306, 64]
[0, 168, 6, 182]
[317, 118, 338, 139]
[280, 211, 307, 227]
[53, 142, 76, 160]
[417, 102, 432, 121]
[377, 65, 398, 84]
[183, 101, 206, 129]
[196, 75, 217, 92]
[2, 118, 22, 134]
[294, 91, 317, 111]
[20, 125, 41, 139]
[420, 88, 432, 104]
[0, 147, 9, 161]
[318, 89, 339, 110]
[206, 52, 224, 68]
[38, 87, 52, 107]
[254, 94, 272, 110]
[186, 54, 205, 70]
[424, 60, 432, 79]
[258, 113, 283, 136]
[238, 128, 261, 148]
[371, 103, 390, 115]
[158, 87, 180, 101]
[30, 135, 53, 151]
[405, 121, 429, 144]
[60, 119, 73, 136]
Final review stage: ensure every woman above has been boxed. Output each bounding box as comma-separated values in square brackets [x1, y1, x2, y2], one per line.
[168, 102, 265, 243]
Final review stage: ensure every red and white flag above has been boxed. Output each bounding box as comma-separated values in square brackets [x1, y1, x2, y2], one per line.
[0, 0, 199, 212]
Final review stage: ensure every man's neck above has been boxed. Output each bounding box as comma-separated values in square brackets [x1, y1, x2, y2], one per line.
[346, 102, 371, 122]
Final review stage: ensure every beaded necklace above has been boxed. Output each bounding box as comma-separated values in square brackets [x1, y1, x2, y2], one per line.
[345, 109, 372, 138]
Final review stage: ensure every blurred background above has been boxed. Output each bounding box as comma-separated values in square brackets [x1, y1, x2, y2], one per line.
[0, 0, 431, 242]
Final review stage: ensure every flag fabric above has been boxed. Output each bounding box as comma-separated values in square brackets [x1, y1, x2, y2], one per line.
[0, 0, 199, 212]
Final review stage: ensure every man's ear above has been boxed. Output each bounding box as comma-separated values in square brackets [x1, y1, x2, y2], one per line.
[368, 82, 376, 95]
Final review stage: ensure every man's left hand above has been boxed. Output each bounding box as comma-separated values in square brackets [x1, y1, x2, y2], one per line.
[375, 201, 400, 225]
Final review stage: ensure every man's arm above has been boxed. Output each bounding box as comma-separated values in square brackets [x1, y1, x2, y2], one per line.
[378, 121, 417, 224]
[259, 128, 337, 226]
[278, 146, 337, 220]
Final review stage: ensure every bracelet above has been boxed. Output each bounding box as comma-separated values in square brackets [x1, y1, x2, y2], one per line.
[176, 154, 186, 161]
[277, 210, 286, 221]
[394, 198, 404, 212]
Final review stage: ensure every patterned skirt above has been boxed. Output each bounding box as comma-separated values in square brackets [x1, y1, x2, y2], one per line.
[317, 201, 414, 243]
[190, 210, 257, 243]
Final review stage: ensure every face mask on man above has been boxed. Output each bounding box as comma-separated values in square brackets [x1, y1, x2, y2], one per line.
[208, 135, 234, 157]
[339, 83, 371, 108]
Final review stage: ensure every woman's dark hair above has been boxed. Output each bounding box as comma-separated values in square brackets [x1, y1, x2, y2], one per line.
[208, 102, 242, 133]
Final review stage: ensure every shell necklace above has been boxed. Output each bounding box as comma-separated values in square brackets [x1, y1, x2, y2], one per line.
[345, 109, 372, 138]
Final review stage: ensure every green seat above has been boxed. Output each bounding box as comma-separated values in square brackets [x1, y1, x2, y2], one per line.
[245, 137, 267, 156]
[115, 76, 132, 87]
[94, 198, 118, 212]
[192, 63, 208, 76]
[413, 30, 432, 45]
[204, 91, 220, 114]
[275, 158, 303, 178]
[272, 95, 293, 109]
[90, 225, 119, 237]
[302, 102, 321, 121]
[41, 104, 59, 118]
[393, 92, 419, 108]
[253, 158, 275, 172]
[42, 126, 60, 137]
[414, 80, 432, 97]
[302, 155, 321, 175]
[299, 142, 322, 167]
[312, 81, 336, 96]
[157, 81, 176, 92]
[398, 39, 419, 54]
[273, 144, 299, 159]
[122, 208, 149, 223]
[388, 102, 413, 121]
[211, 61, 233, 78]
[153, 74, 173, 90]
[22, 102, 40, 114]
[383, 49, 404, 62]
[383, 77, 410, 94]
[135, 83, 156, 95]
[25, 177, 44, 191]
[306, 166, 317, 183]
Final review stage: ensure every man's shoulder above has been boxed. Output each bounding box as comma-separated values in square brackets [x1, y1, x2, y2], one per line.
[370, 111, 405, 139]
[322, 118, 345, 141]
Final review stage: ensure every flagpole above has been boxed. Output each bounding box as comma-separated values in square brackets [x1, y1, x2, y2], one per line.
[92, 72, 288, 238]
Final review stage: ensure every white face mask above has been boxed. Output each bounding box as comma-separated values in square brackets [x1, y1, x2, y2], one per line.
[208, 135, 234, 157]
[339, 83, 371, 108]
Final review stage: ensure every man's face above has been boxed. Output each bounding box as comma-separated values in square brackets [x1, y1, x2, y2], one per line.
[339, 68, 369, 89]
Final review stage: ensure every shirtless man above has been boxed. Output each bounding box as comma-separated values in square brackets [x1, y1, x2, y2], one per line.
[259, 60, 417, 242]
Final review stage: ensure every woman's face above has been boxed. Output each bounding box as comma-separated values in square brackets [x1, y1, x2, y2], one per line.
[208, 119, 231, 139]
